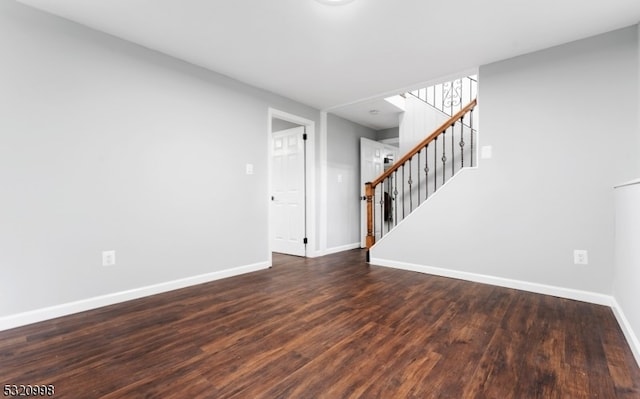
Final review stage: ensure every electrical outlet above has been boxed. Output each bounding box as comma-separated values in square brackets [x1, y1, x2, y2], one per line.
[573, 250, 588, 265]
[102, 250, 116, 266]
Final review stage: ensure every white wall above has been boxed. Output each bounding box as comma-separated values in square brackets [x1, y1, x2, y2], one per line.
[326, 114, 378, 250]
[0, 0, 321, 323]
[609, 23, 640, 367]
[613, 181, 640, 365]
[376, 127, 399, 142]
[399, 96, 449, 155]
[272, 118, 301, 132]
[371, 26, 639, 297]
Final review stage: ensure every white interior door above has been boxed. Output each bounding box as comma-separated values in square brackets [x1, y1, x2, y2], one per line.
[360, 138, 398, 247]
[272, 126, 306, 256]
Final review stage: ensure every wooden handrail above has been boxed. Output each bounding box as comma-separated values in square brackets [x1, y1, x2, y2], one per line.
[370, 98, 477, 188]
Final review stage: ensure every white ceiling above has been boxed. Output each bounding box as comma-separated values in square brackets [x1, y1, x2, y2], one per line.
[17, 0, 640, 130]
[330, 95, 405, 131]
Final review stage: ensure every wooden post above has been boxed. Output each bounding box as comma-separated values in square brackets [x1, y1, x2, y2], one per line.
[365, 182, 375, 248]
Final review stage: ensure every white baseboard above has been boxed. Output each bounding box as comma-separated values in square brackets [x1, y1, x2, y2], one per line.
[322, 242, 361, 256]
[307, 242, 361, 258]
[0, 261, 270, 332]
[370, 258, 640, 365]
[307, 250, 323, 258]
[610, 298, 640, 368]
[370, 258, 613, 306]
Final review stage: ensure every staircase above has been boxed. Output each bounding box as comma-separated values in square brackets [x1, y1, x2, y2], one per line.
[365, 85, 477, 249]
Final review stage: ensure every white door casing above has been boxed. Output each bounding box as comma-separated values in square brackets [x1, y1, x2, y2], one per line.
[271, 126, 306, 256]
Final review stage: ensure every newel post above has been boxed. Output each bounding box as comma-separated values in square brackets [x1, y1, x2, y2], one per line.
[365, 182, 375, 249]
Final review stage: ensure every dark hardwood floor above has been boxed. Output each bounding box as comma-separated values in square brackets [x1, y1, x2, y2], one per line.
[1, 249, 639, 398]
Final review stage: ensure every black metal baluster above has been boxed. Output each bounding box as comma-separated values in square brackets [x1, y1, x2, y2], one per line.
[385, 177, 389, 232]
[451, 124, 455, 177]
[386, 177, 390, 233]
[442, 131, 447, 186]
[470, 109, 474, 167]
[402, 164, 405, 220]
[417, 151, 420, 205]
[433, 137, 438, 192]
[460, 115, 465, 169]
[379, 181, 384, 238]
[451, 82, 454, 115]
[408, 157, 413, 212]
[393, 170, 398, 227]
[379, 184, 382, 239]
[430, 85, 434, 108]
[372, 185, 376, 240]
[471, 77, 477, 101]
[425, 144, 429, 199]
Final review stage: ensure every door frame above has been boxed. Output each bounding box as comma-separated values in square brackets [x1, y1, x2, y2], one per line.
[268, 108, 316, 261]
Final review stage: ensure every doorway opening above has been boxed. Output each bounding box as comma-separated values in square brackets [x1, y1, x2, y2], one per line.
[268, 109, 316, 259]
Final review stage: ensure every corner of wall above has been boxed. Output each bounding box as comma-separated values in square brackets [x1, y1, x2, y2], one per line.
[611, 298, 640, 368]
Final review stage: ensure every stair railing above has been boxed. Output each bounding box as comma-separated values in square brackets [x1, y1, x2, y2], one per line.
[365, 99, 477, 249]
[409, 75, 477, 120]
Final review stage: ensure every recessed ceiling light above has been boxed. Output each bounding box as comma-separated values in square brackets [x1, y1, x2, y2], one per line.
[316, 0, 355, 5]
